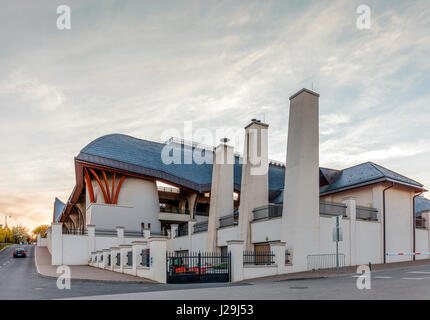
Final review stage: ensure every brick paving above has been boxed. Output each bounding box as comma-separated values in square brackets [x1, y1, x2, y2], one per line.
[35, 246, 153, 283]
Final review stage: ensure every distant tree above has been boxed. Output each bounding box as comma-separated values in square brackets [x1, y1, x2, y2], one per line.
[0, 228, 5, 243]
[32, 224, 50, 238]
[12, 226, 28, 243]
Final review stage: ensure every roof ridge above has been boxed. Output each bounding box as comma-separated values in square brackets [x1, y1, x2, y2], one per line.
[368, 161, 423, 187]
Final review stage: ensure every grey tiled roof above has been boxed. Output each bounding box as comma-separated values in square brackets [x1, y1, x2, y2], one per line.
[320, 162, 423, 194]
[415, 196, 430, 216]
[77, 134, 423, 194]
[54, 197, 65, 222]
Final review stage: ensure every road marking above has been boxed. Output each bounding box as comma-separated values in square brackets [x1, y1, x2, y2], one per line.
[401, 277, 430, 280]
[407, 271, 430, 274]
[374, 276, 392, 279]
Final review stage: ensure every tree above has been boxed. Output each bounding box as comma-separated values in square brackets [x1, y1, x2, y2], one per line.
[32, 224, 50, 238]
[12, 226, 28, 243]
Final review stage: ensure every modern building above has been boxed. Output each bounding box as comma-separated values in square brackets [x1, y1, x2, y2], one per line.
[49, 88, 430, 276]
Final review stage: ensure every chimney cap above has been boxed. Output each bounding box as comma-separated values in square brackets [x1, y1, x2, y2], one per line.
[289, 88, 320, 100]
[220, 137, 230, 144]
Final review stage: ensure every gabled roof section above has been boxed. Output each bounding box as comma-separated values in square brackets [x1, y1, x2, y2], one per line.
[415, 196, 430, 216]
[320, 162, 424, 195]
[54, 197, 65, 222]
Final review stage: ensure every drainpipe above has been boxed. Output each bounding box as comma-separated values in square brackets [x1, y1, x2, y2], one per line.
[382, 182, 394, 264]
[412, 191, 424, 261]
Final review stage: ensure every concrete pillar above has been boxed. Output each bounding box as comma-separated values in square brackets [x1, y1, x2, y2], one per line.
[170, 224, 179, 239]
[270, 241, 286, 274]
[206, 140, 234, 252]
[119, 244, 132, 273]
[132, 241, 148, 274]
[37, 234, 41, 247]
[227, 240, 244, 282]
[143, 228, 151, 239]
[51, 222, 63, 266]
[148, 236, 168, 283]
[188, 221, 197, 252]
[87, 224, 96, 261]
[96, 250, 103, 268]
[345, 199, 357, 266]
[110, 247, 120, 271]
[187, 193, 198, 219]
[116, 226, 124, 245]
[281, 88, 320, 272]
[102, 249, 110, 269]
[238, 120, 269, 250]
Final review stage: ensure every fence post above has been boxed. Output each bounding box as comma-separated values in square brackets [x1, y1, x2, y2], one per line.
[119, 244, 132, 273]
[87, 224, 96, 262]
[51, 222, 63, 265]
[36, 234, 41, 247]
[227, 240, 244, 282]
[170, 224, 178, 239]
[132, 241, 148, 275]
[148, 236, 168, 283]
[102, 249, 110, 269]
[345, 199, 357, 266]
[188, 220, 197, 252]
[269, 241, 286, 274]
[116, 226, 125, 245]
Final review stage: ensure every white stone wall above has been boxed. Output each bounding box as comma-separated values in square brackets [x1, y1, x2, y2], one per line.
[86, 177, 161, 232]
[415, 228, 429, 260]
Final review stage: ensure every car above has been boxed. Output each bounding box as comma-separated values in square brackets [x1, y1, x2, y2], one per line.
[13, 248, 26, 258]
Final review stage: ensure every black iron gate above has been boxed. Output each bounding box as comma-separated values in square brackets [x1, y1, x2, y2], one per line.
[166, 251, 231, 284]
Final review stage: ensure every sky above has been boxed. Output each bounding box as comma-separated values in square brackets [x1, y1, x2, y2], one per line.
[0, 0, 430, 231]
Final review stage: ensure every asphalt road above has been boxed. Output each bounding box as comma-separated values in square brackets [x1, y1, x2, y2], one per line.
[0, 244, 245, 300]
[71, 262, 430, 300]
[2, 244, 430, 299]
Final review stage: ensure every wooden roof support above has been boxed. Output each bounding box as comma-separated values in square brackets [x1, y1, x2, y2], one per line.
[102, 170, 111, 204]
[88, 168, 109, 204]
[84, 168, 95, 203]
[114, 175, 126, 204]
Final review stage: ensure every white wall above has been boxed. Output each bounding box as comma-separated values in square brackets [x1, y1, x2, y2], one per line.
[319, 216, 351, 264]
[95, 235, 118, 251]
[385, 187, 414, 262]
[356, 220, 381, 264]
[86, 177, 161, 232]
[251, 218, 281, 244]
[62, 234, 89, 265]
[217, 226, 238, 247]
[243, 266, 278, 280]
[415, 228, 429, 260]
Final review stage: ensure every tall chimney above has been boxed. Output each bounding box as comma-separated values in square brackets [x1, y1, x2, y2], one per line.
[281, 88, 320, 272]
[238, 120, 269, 250]
[206, 139, 234, 252]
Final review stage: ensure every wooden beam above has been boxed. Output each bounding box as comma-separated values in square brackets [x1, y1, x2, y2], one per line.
[111, 172, 116, 203]
[88, 168, 109, 204]
[102, 170, 111, 204]
[114, 175, 126, 204]
[84, 168, 95, 203]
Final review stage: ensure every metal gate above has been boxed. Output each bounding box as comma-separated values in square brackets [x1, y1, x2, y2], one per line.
[166, 251, 231, 284]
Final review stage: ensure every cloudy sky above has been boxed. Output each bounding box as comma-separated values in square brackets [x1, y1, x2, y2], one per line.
[1, 0, 430, 231]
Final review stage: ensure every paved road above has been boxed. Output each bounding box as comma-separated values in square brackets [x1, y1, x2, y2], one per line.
[0, 244, 245, 300]
[2, 244, 430, 299]
[70, 263, 430, 300]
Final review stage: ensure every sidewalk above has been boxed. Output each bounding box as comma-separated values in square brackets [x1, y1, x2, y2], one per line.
[246, 258, 430, 282]
[35, 246, 153, 283]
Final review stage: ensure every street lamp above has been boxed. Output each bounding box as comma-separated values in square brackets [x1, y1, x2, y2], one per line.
[4, 215, 11, 227]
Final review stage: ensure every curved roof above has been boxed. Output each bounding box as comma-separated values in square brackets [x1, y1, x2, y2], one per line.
[77, 134, 287, 192]
[75, 134, 424, 195]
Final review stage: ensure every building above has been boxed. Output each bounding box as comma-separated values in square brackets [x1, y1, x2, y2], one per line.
[47, 88, 430, 280]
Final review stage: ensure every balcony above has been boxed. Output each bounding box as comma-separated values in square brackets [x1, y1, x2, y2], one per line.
[319, 201, 347, 217]
[416, 217, 427, 229]
[158, 206, 191, 223]
[356, 205, 378, 221]
[193, 221, 208, 233]
[252, 204, 283, 221]
[219, 213, 238, 228]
